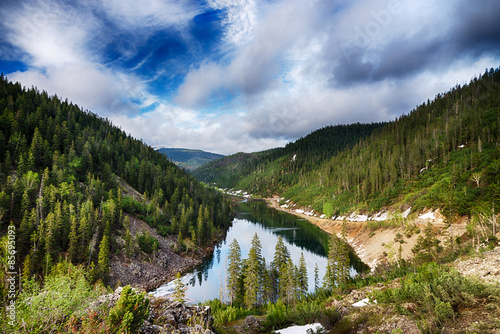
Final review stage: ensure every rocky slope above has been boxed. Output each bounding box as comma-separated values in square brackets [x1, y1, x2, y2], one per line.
[265, 197, 468, 270]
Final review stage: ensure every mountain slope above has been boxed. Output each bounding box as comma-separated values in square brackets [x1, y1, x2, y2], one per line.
[194, 123, 386, 192]
[195, 67, 500, 219]
[157, 147, 224, 170]
[0, 75, 233, 290]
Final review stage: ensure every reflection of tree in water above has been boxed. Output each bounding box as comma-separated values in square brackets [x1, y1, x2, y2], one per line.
[236, 200, 329, 255]
[188, 250, 217, 287]
[185, 200, 369, 290]
[216, 248, 221, 264]
[236, 200, 368, 272]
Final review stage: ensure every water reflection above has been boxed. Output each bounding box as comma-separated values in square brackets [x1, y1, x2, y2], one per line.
[153, 200, 367, 302]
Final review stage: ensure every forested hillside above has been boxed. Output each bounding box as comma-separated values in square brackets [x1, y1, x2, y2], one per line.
[196, 67, 500, 219]
[194, 123, 385, 193]
[0, 75, 232, 292]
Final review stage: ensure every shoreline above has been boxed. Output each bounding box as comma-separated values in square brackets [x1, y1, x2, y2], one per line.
[262, 197, 467, 270]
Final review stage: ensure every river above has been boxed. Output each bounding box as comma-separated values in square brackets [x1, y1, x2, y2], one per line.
[153, 200, 366, 302]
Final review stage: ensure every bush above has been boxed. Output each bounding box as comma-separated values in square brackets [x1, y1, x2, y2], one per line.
[375, 262, 500, 328]
[12, 262, 101, 333]
[137, 231, 159, 254]
[263, 299, 289, 330]
[207, 299, 255, 326]
[108, 285, 149, 333]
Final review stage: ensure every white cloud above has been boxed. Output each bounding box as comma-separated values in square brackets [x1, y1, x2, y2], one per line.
[1, 0, 499, 156]
[98, 0, 199, 29]
[207, 0, 257, 45]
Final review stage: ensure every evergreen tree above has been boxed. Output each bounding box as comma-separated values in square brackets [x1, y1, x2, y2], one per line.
[271, 236, 290, 299]
[298, 252, 308, 296]
[244, 233, 263, 308]
[173, 272, 186, 303]
[227, 238, 242, 305]
[97, 234, 110, 284]
[68, 216, 79, 262]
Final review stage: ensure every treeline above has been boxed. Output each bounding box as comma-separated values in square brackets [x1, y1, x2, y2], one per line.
[194, 123, 384, 193]
[221, 231, 350, 309]
[195, 67, 500, 219]
[0, 75, 232, 293]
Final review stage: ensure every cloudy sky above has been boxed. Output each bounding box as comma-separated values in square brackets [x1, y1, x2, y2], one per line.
[1, 0, 499, 155]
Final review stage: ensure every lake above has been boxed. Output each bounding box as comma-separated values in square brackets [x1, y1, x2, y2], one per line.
[153, 200, 366, 302]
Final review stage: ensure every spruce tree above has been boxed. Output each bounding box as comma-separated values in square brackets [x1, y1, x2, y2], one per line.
[227, 238, 242, 305]
[244, 233, 263, 308]
[173, 272, 186, 303]
[271, 236, 290, 300]
[97, 234, 110, 284]
[298, 252, 308, 296]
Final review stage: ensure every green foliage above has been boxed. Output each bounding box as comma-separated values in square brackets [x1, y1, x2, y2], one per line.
[11, 262, 101, 333]
[136, 230, 159, 254]
[107, 285, 149, 334]
[375, 262, 500, 328]
[208, 299, 255, 326]
[264, 299, 289, 329]
[173, 272, 186, 303]
[263, 299, 337, 332]
[323, 202, 334, 218]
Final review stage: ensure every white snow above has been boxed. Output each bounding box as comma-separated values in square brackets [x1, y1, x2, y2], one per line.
[295, 209, 304, 214]
[371, 211, 388, 221]
[418, 211, 435, 220]
[402, 207, 412, 218]
[352, 298, 376, 307]
[275, 323, 324, 334]
[349, 213, 368, 222]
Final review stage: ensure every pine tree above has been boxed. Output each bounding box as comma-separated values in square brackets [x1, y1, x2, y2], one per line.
[279, 257, 297, 305]
[271, 236, 290, 299]
[68, 216, 79, 262]
[97, 234, 110, 284]
[173, 272, 186, 303]
[227, 238, 241, 305]
[298, 252, 308, 296]
[324, 226, 350, 289]
[244, 233, 263, 308]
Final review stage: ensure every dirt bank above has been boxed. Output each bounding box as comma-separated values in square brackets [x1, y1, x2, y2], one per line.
[264, 197, 467, 270]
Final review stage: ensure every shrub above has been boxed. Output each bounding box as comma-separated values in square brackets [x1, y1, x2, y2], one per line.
[107, 285, 149, 333]
[136, 231, 159, 254]
[12, 262, 101, 333]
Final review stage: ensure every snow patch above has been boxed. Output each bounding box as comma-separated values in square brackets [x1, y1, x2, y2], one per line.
[402, 207, 411, 218]
[418, 211, 435, 220]
[371, 211, 388, 221]
[276, 323, 324, 334]
[352, 298, 376, 307]
[349, 212, 368, 222]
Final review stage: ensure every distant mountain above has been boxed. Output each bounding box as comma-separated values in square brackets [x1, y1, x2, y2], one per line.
[157, 148, 224, 170]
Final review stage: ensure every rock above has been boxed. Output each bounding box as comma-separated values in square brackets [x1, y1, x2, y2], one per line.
[145, 296, 214, 333]
[244, 315, 262, 331]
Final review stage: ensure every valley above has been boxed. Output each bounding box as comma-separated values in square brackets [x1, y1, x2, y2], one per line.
[1, 69, 499, 333]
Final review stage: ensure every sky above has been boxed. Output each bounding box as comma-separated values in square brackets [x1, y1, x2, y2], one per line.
[0, 0, 499, 155]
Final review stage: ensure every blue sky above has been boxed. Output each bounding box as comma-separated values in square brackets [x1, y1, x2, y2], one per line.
[1, 0, 499, 155]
